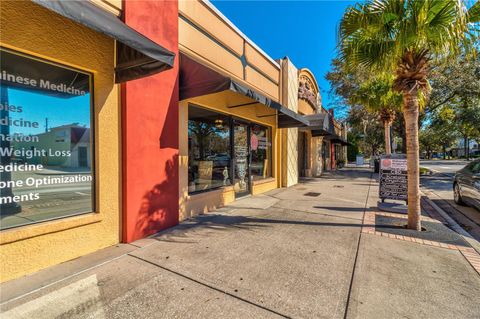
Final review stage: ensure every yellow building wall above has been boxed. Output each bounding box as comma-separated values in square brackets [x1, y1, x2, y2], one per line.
[178, 92, 278, 220]
[0, 2, 120, 282]
[311, 136, 325, 176]
[298, 99, 316, 116]
[179, 0, 244, 56]
[296, 68, 328, 176]
[252, 179, 277, 195]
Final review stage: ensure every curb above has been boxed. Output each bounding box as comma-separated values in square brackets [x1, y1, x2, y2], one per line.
[423, 167, 454, 179]
[420, 193, 472, 239]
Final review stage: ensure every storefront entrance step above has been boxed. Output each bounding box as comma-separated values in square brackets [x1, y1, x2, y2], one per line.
[0, 244, 137, 304]
[226, 194, 279, 210]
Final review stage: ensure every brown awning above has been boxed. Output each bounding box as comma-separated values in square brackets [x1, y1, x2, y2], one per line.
[299, 113, 351, 145]
[32, 0, 175, 83]
[299, 113, 334, 137]
[325, 134, 351, 146]
[179, 54, 309, 128]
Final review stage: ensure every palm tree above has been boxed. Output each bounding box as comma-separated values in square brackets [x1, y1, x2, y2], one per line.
[353, 77, 402, 155]
[339, 0, 473, 230]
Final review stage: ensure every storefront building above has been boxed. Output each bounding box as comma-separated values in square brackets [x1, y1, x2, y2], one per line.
[1, 0, 347, 283]
[279, 60, 348, 178]
[177, 1, 308, 219]
[0, 0, 176, 282]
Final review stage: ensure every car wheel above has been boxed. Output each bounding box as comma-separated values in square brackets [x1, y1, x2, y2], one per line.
[454, 183, 466, 206]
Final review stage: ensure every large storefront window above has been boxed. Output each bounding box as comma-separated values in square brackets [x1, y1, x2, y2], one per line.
[188, 106, 231, 193]
[0, 48, 94, 230]
[250, 124, 271, 181]
[188, 105, 273, 195]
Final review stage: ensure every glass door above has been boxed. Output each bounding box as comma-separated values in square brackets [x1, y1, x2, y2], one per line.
[233, 121, 250, 197]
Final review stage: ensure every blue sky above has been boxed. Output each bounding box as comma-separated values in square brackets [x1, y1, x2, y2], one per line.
[6, 87, 91, 135]
[212, 0, 356, 119]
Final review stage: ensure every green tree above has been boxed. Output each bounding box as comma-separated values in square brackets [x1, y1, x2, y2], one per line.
[419, 127, 441, 159]
[427, 54, 480, 113]
[428, 105, 458, 159]
[455, 101, 480, 159]
[352, 77, 402, 154]
[339, 0, 474, 230]
[348, 104, 385, 157]
[326, 61, 403, 155]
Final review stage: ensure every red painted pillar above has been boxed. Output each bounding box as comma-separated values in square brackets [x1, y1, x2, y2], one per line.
[331, 143, 335, 170]
[122, 0, 179, 243]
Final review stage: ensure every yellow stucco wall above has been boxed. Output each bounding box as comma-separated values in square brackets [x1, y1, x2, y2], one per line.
[184, 186, 236, 218]
[178, 91, 278, 220]
[0, 1, 120, 282]
[298, 100, 316, 116]
[252, 179, 277, 195]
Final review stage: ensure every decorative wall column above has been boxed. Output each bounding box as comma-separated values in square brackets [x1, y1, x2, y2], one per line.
[280, 57, 299, 187]
[122, 0, 179, 243]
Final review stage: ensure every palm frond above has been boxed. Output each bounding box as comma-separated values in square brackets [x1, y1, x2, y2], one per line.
[338, 0, 472, 83]
[468, 0, 480, 23]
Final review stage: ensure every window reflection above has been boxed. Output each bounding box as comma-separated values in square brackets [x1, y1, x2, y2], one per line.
[250, 124, 271, 181]
[0, 48, 93, 230]
[188, 106, 231, 193]
[187, 105, 273, 195]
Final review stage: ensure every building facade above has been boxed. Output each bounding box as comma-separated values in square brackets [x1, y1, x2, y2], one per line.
[0, 0, 347, 283]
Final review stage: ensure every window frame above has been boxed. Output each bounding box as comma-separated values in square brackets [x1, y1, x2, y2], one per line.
[187, 103, 273, 195]
[249, 122, 272, 181]
[0, 47, 96, 231]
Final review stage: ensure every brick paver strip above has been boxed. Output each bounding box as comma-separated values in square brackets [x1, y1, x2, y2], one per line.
[360, 208, 480, 276]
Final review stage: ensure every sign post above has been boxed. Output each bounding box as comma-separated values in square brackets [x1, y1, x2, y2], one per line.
[356, 155, 364, 166]
[379, 155, 408, 203]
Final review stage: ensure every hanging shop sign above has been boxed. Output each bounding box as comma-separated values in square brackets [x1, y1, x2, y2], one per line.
[379, 155, 408, 202]
[0, 47, 94, 230]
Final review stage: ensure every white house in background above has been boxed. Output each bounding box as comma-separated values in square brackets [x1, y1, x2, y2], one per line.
[451, 138, 479, 157]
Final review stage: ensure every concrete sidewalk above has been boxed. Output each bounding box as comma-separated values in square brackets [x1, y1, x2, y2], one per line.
[1, 168, 479, 318]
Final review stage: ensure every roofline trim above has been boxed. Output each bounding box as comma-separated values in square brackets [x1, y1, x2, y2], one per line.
[202, 0, 280, 70]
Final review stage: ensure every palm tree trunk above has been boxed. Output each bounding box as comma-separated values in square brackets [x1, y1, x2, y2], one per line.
[384, 120, 391, 155]
[403, 91, 421, 231]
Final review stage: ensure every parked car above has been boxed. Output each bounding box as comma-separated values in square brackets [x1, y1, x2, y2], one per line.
[453, 159, 480, 210]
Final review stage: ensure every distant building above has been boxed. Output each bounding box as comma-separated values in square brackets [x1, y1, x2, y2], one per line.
[451, 138, 479, 157]
[12, 123, 91, 168]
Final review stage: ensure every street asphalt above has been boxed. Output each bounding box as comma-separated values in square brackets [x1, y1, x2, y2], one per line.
[1, 167, 479, 318]
[420, 159, 469, 176]
[419, 159, 480, 242]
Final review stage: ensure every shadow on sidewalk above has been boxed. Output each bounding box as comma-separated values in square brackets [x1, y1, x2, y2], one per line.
[313, 206, 366, 212]
[151, 212, 373, 244]
[301, 168, 374, 181]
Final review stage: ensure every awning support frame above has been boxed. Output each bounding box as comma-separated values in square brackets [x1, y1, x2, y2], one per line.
[256, 113, 277, 118]
[227, 102, 259, 109]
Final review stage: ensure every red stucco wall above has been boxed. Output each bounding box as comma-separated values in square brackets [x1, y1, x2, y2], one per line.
[122, 0, 179, 243]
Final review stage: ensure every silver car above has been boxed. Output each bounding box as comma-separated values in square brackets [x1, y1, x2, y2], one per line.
[453, 159, 480, 210]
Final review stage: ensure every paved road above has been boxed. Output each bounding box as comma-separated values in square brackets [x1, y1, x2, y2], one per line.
[420, 159, 469, 176]
[419, 159, 480, 242]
